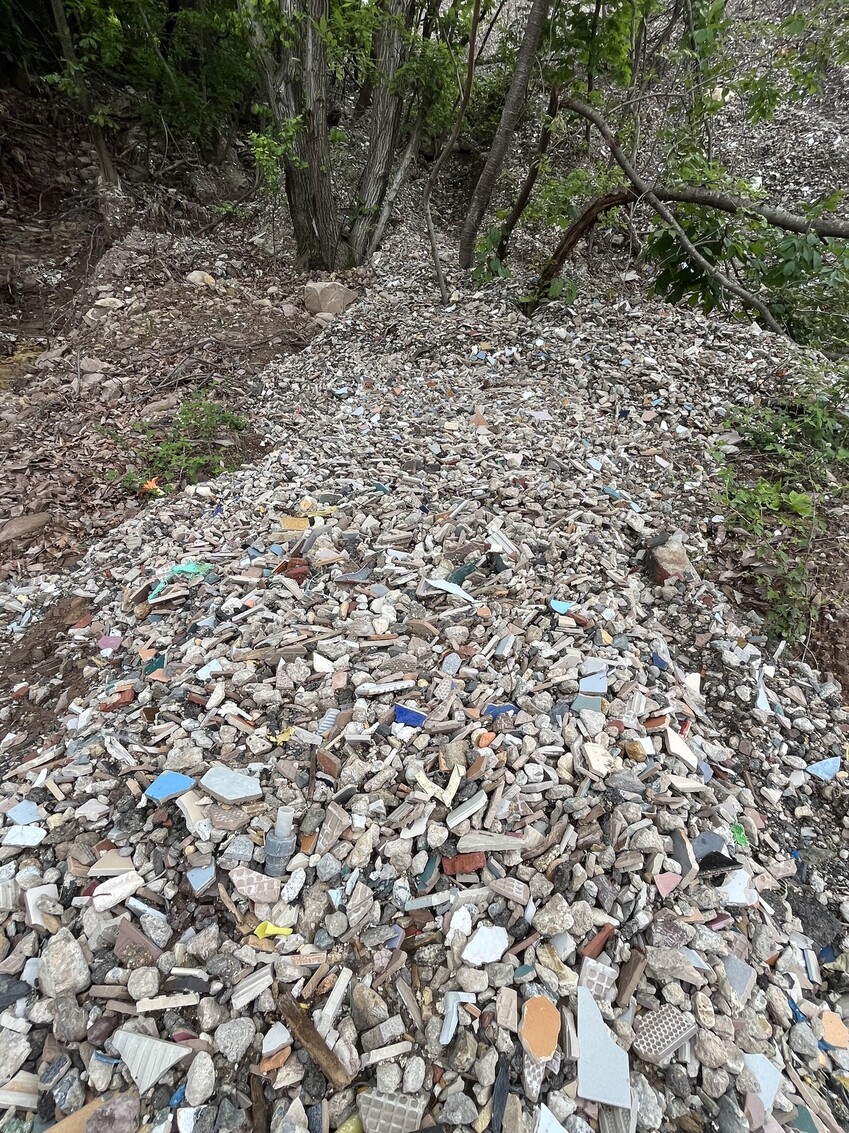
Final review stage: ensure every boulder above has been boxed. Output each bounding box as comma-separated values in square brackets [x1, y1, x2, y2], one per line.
[304, 281, 358, 315]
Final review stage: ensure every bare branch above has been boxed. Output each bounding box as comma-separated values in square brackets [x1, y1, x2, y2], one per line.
[561, 95, 785, 334]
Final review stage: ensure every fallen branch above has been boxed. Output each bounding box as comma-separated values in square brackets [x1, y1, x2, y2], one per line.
[528, 188, 633, 307]
[559, 96, 785, 334]
[652, 185, 849, 240]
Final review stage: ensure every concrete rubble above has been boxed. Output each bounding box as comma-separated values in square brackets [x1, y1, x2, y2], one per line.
[1, 228, 848, 1133]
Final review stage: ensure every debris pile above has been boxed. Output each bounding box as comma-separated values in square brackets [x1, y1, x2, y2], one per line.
[1, 239, 848, 1133]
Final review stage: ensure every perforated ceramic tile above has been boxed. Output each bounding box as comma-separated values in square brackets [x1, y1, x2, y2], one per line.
[357, 1090, 427, 1133]
[522, 1050, 545, 1102]
[579, 956, 617, 1002]
[632, 1005, 696, 1065]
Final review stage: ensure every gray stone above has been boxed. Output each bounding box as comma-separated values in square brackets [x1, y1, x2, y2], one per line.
[533, 894, 574, 936]
[546, 1091, 577, 1124]
[456, 967, 489, 993]
[403, 1055, 427, 1093]
[376, 1063, 402, 1092]
[631, 1073, 663, 1130]
[198, 996, 229, 1032]
[475, 1047, 498, 1088]
[695, 1034, 734, 1069]
[214, 1018, 256, 1063]
[52, 993, 87, 1042]
[450, 1029, 478, 1074]
[316, 854, 342, 882]
[39, 928, 91, 997]
[84, 1089, 140, 1133]
[186, 1051, 216, 1106]
[187, 926, 220, 961]
[716, 1093, 748, 1133]
[440, 1092, 478, 1126]
[789, 1022, 819, 1058]
[564, 1118, 595, 1133]
[701, 1067, 730, 1099]
[53, 1070, 85, 1114]
[351, 984, 389, 1031]
[216, 1097, 248, 1132]
[325, 912, 349, 938]
[502, 1094, 529, 1133]
[665, 1064, 691, 1100]
[141, 912, 174, 949]
[0, 1030, 30, 1087]
[127, 966, 160, 1001]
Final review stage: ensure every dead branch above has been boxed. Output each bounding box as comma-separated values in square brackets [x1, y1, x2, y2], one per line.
[526, 188, 634, 310]
[560, 95, 785, 334]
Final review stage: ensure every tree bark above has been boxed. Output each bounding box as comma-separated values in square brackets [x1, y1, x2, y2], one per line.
[561, 95, 784, 333]
[368, 107, 425, 257]
[348, 0, 407, 263]
[458, 0, 549, 268]
[424, 0, 482, 300]
[530, 177, 849, 314]
[303, 0, 339, 267]
[242, 0, 321, 266]
[495, 84, 559, 262]
[650, 186, 849, 239]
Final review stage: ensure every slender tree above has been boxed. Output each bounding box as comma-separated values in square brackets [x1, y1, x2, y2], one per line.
[458, 0, 549, 268]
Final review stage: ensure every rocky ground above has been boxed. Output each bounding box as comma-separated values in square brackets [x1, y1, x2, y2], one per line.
[1, 217, 849, 1133]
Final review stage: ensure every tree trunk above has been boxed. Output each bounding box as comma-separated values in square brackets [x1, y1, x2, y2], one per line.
[348, 0, 407, 263]
[584, 0, 603, 151]
[425, 0, 482, 299]
[368, 107, 425, 257]
[495, 84, 559, 262]
[458, 0, 549, 268]
[303, 0, 339, 267]
[49, 0, 119, 187]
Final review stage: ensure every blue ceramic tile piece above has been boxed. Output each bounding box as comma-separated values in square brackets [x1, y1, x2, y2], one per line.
[579, 672, 608, 695]
[144, 771, 196, 803]
[395, 704, 427, 727]
[807, 757, 840, 780]
[549, 599, 575, 615]
[482, 704, 518, 718]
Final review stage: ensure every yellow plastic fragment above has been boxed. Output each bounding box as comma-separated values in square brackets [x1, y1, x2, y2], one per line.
[336, 1114, 364, 1133]
[254, 922, 293, 939]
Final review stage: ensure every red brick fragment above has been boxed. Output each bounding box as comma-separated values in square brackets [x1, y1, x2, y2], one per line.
[441, 852, 486, 876]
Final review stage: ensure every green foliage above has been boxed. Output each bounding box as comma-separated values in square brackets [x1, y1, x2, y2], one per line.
[545, 0, 638, 87]
[525, 164, 622, 229]
[717, 364, 849, 641]
[471, 227, 511, 284]
[735, 2, 849, 123]
[466, 66, 514, 149]
[110, 391, 248, 495]
[399, 36, 456, 145]
[645, 202, 849, 350]
[41, 0, 255, 156]
[249, 120, 305, 191]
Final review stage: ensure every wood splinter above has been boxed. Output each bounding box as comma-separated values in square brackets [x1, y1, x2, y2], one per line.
[275, 986, 354, 1091]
